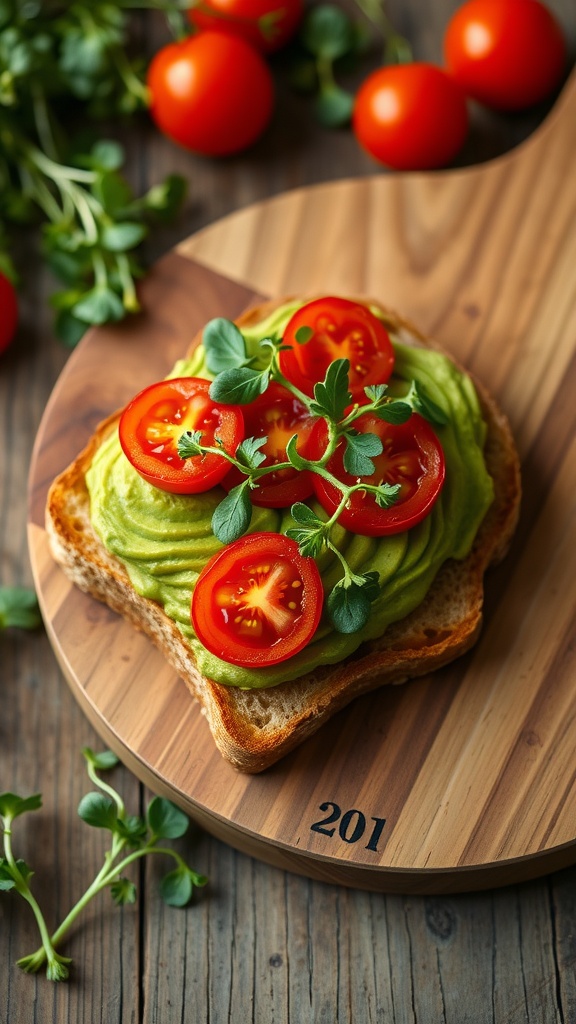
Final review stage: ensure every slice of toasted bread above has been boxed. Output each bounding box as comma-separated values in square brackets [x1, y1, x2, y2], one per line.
[46, 299, 521, 772]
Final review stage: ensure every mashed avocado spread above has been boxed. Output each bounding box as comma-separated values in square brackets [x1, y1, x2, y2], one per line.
[86, 301, 494, 689]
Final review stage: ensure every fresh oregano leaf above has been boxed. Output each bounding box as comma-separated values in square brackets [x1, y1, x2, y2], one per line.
[177, 430, 204, 460]
[342, 430, 383, 476]
[235, 435, 268, 471]
[327, 578, 375, 633]
[373, 483, 401, 509]
[211, 484, 253, 544]
[364, 383, 388, 403]
[310, 358, 351, 421]
[285, 503, 327, 558]
[146, 797, 189, 840]
[209, 367, 269, 405]
[373, 400, 413, 425]
[203, 318, 247, 374]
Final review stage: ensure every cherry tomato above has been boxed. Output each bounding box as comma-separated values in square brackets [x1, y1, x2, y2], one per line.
[0, 272, 18, 354]
[191, 532, 323, 667]
[119, 377, 244, 494]
[310, 412, 445, 536]
[146, 32, 274, 156]
[352, 63, 469, 171]
[188, 0, 303, 53]
[223, 382, 317, 508]
[444, 0, 567, 111]
[279, 297, 395, 400]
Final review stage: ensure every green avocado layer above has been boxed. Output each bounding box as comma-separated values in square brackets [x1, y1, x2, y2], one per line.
[86, 301, 494, 689]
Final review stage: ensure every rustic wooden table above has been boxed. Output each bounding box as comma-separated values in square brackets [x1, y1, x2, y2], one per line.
[2, 2, 575, 1021]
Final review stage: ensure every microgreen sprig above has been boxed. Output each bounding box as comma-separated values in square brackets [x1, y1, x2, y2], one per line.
[0, 749, 207, 982]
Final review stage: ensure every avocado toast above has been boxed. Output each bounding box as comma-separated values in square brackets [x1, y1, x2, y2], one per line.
[46, 297, 521, 772]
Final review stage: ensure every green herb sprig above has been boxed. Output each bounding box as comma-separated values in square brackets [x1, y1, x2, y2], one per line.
[0, 748, 207, 982]
[0, 1, 189, 343]
[177, 317, 446, 633]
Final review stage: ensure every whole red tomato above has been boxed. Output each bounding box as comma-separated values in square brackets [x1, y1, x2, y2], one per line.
[0, 271, 18, 354]
[187, 0, 303, 53]
[146, 31, 274, 156]
[352, 63, 469, 171]
[444, 0, 567, 111]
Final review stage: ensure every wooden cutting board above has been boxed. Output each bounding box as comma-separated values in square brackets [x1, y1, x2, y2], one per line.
[28, 71, 576, 893]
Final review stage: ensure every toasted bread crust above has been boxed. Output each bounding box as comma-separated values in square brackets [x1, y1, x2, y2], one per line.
[46, 299, 521, 772]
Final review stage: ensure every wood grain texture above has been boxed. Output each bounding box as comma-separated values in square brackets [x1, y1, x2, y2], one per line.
[27, 70, 576, 894]
[2, 2, 575, 1018]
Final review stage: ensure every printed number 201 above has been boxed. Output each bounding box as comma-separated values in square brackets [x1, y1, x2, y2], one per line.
[310, 802, 386, 853]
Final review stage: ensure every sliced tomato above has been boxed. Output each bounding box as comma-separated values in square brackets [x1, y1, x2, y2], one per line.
[311, 413, 445, 536]
[119, 377, 244, 494]
[223, 382, 317, 508]
[278, 297, 395, 400]
[191, 532, 323, 667]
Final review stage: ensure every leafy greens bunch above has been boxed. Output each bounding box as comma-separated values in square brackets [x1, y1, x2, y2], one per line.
[0, 0, 189, 344]
[177, 316, 446, 634]
[0, 748, 207, 981]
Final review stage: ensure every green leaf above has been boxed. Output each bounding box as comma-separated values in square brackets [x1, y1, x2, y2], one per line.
[72, 286, 125, 325]
[90, 140, 125, 171]
[0, 793, 42, 821]
[177, 430, 204, 460]
[116, 815, 147, 846]
[235, 435, 267, 471]
[301, 4, 355, 60]
[82, 748, 119, 772]
[77, 792, 118, 831]
[159, 866, 194, 908]
[310, 358, 351, 421]
[211, 484, 253, 544]
[203, 318, 247, 374]
[100, 221, 147, 252]
[92, 170, 134, 217]
[209, 367, 269, 405]
[342, 430, 383, 476]
[373, 401, 412, 425]
[285, 503, 327, 559]
[364, 383, 388, 403]
[0, 861, 16, 891]
[146, 797, 189, 840]
[0, 587, 42, 630]
[315, 85, 354, 128]
[373, 482, 401, 509]
[327, 574, 380, 633]
[110, 877, 137, 905]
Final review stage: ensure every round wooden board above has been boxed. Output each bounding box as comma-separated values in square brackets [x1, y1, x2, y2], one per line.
[28, 73, 576, 893]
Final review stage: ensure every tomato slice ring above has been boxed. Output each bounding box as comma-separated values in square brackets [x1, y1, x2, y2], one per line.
[119, 377, 244, 494]
[223, 382, 317, 508]
[279, 296, 395, 399]
[191, 532, 323, 668]
[311, 413, 445, 536]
